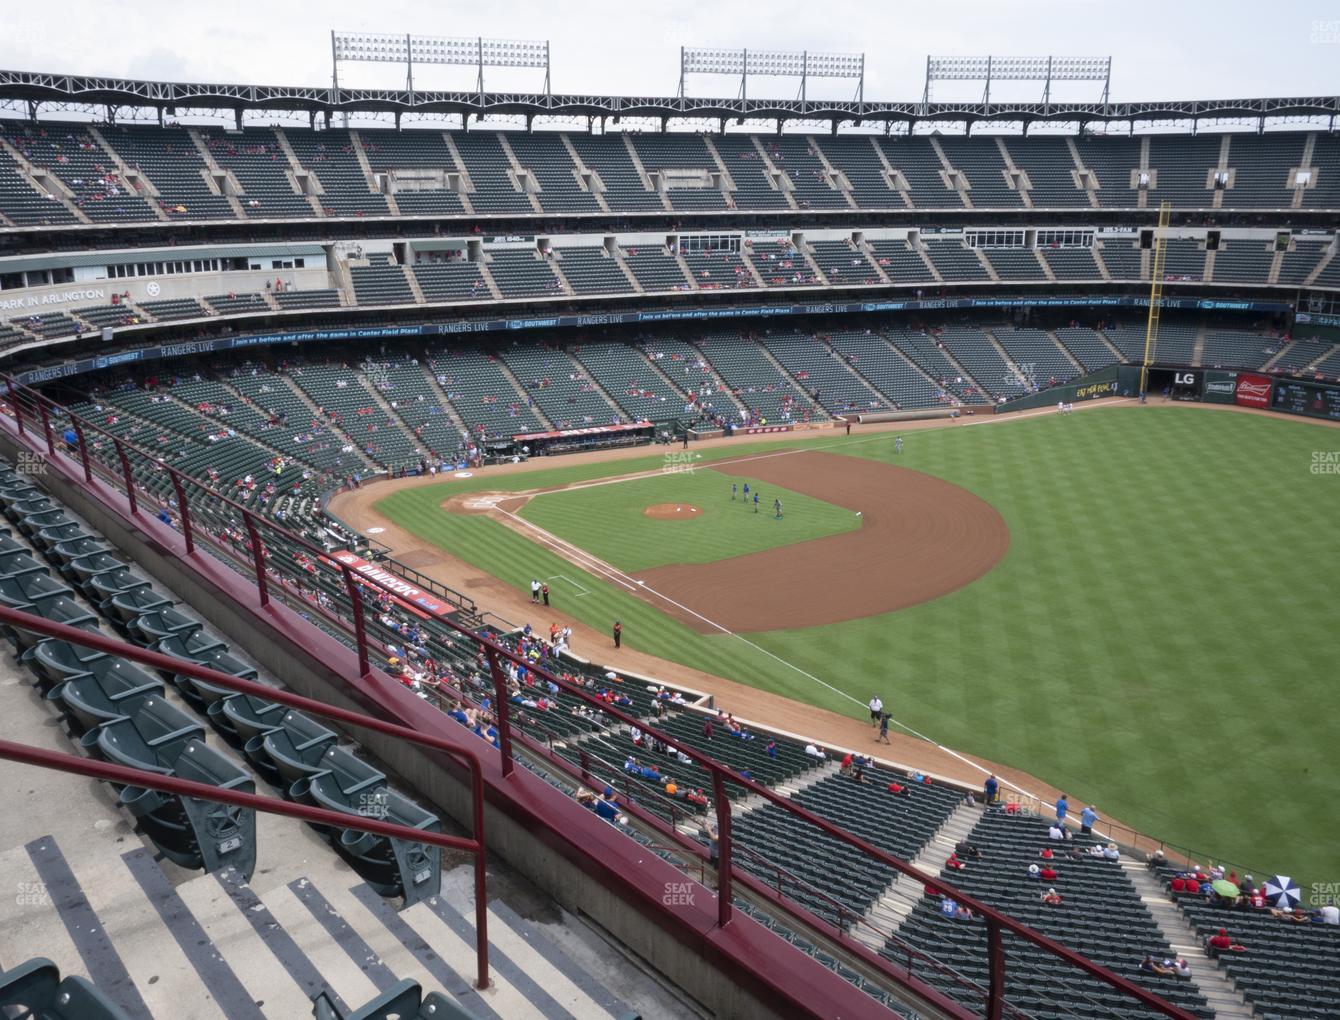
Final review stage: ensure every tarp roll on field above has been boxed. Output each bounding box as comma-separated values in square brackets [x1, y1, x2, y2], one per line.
[854, 408, 960, 424]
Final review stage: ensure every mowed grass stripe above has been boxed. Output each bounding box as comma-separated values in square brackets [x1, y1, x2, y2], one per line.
[378, 409, 1340, 884]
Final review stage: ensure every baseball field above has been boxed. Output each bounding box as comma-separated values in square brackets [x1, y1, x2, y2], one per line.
[371, 405, 1338, 887]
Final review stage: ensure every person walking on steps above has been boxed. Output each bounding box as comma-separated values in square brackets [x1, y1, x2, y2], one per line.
[613, 620, 622, 649]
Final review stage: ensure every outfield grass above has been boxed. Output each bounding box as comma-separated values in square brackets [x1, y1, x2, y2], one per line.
[376, 408, 1340, 887]
[517, 466, 859, 571]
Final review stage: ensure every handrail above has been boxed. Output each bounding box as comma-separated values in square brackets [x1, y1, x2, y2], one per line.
[0, 603, 491, 991]
[1, 377, 1199, 1020]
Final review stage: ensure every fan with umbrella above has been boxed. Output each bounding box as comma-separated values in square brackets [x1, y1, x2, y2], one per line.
[1264, 875, 1301, 909]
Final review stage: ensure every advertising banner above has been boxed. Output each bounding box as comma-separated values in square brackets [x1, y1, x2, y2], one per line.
[327, 551, 454, 618]
[1202, 371, 1239, 404]
[1234, 373, 1273, 409]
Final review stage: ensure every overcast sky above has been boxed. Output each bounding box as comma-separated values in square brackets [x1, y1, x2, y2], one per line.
[3, 0, 1337, 106]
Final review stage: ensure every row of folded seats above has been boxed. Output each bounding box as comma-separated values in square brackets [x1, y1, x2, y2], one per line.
[0, 459, 444, 908]
[891, 808, 1212, 1019]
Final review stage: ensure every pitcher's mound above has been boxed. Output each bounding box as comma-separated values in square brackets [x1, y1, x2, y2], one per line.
[644, 503, 702, 520]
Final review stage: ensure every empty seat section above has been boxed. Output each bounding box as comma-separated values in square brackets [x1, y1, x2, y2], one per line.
[410, 259, 490, 302]
[486, 250, 563, 299]
[358, 128, 465, 216]
[867, 240, 934, 284]
[1053, 327, 1121, 372]
[761, 331, 888, 414]
[630, 134, 727, 211]
[877, 138, 960, 210]
[810, 240, 883, 286]
[1074, 136, 1141, 209]
[349, 255, 415, 306]
[0, 147, 79, 225]
[924, 240, 990, 282]
[760, 136, 849, 210]
[815, 136, 903, 209]
[696, 332, 819, 422]
[1223, 133, 1307, 209]
[507, 132, 598, 214]
[427, 348, 546, 437]
[554, 247, 634, 295]
[568, 135, 663, 212]
[199, 128, 312, 218]
[991, 327, 1080, 385]
[1039, 247, 1102, 280]
[716, 138, 790, 210]
[499, 346, 621, 428]
[285, 128, 389, 217]
[622, 246, 692, 291]
[1001, 136, 1087, 208]
[826, 330, 946, 409]
[1211, 241, 1275, 284]
[452, 132, 536, 215]
[1147, 134, 1220, 208]
[936, 137, 1023, 209]
[981, 249, 1047, 282]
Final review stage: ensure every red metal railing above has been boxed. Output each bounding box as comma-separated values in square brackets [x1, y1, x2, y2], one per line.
[0, 377, 1198, 1020]
[0, 604, 492, 992]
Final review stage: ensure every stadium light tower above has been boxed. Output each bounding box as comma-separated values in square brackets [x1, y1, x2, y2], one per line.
[922, 55, 1111, 109]
[330, 31, 551, 101]
[678, 46, 865, 102]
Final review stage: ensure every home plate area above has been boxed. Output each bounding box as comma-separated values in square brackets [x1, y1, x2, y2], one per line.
[642, 503, 702, 520]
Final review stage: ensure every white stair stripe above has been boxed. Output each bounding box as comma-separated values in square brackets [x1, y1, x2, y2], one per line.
[175, 871, 313, 1018]
[259, 883, 380, 1008]
[78, 848, 223, 1020]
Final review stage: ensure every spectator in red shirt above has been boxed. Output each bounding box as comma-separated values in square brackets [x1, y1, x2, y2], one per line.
[1040, 866, 1059, 882]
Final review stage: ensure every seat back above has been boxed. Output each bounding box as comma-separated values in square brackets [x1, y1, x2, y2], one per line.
[174, 742, 258, 880]
[125, 695, 207, 767]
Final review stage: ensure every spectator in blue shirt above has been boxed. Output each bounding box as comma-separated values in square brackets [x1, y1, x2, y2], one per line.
[1080, 805, 1098, 834]
[1055, 794, 1069, 823]
[983, 774, 999, 805]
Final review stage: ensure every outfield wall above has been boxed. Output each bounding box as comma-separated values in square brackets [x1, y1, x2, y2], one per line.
[993, 365, 1136, 413]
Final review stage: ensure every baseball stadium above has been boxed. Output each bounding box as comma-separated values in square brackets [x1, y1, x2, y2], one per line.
[0, 6, 1336, 1019]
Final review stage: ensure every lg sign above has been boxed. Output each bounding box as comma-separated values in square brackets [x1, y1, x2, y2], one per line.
[1174, 372, 1198, 385]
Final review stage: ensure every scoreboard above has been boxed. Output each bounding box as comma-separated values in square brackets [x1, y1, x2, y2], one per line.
[1271, 379, 1340, 422]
